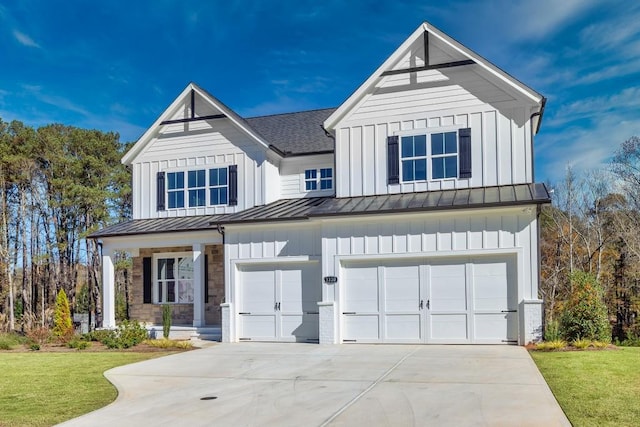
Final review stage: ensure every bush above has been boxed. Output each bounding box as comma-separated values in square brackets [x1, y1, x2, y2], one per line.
[26, 327, 51, 345]
[68, 337, 91, 350]
[143, 338, 193, 349]
[0, 332, 27, 350]
[560, 271, 611, 342]
[572, 338, 591, 349]
[617, 331, 640, 347]
[91, 321, 148, 349]
[29, 343, 40, 351]
[162, 304, 172, 339]
[544, 319, 561, 341]
[535, 340, 567, 351]
[53, 289, 74, 341]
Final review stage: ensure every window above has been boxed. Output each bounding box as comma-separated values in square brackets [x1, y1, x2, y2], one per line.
[155, 255, 193, 304]
[209, 167, 228, 205]
[431, 131, 458, 179]
[401, 135, 427, 181]
[165, 167, 230, 208]
[167, 172, 185, 209]
[305, 168, 333, 191]
[188, 170, 206, 207]
[400, 132, 459, 182]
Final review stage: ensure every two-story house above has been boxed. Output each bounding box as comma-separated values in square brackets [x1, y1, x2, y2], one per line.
[92, 22, 550, 345]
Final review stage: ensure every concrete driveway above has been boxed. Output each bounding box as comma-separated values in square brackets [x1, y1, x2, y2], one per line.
[60, 343, 570, 427]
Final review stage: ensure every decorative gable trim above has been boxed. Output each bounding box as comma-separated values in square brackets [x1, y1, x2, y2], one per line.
[323, 22, 545, 132]
[122, 83, 277, 166]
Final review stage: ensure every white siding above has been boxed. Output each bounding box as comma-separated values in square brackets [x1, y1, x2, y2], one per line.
[322, 208, 539, 302]
[132, 118, 269, 219]
[280, 154, 335, 199]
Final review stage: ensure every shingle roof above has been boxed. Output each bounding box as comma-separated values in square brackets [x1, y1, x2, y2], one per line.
[90, 184, 551, 238]
[245, 108, 336, 155]
[89, 214, 224, 238]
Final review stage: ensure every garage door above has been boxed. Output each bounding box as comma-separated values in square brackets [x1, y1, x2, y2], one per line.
[341, 256, 517, 344]
[238, 263, 321, 342]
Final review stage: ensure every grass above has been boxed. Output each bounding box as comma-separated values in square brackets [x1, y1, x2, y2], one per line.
[0, 352, 167, 426]
[531, 347, 640, 426]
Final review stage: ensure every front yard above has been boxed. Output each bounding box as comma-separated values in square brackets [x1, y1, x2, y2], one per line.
[531, 347, 640, 426]
[0, 352, 168, 426]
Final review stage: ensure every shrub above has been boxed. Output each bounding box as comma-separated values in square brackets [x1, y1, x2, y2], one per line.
[572, 338, 591, 349]
[29, 343, 40, 351]
[53, 289, 74, 341]
[560, 271, 611, 343]
[68, 337, 91, 350]
[591, 341, 609, 349]
[535, 340, 567, 351]
[0, 332, 27, 350]
[93, 321, 148, 349]
[27, 327, 51, 345]
[544, 319, 561, 342]
[618, 331, 640, 347]
[162, 304, 172, 339]
[143, 338, 193, 349]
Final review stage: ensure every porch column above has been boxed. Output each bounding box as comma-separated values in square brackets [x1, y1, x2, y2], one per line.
[192, 243, 205, 327]
[102, 246, 116, 328]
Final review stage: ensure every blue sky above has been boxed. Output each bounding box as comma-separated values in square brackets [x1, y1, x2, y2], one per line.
[0, 1, 638, 182]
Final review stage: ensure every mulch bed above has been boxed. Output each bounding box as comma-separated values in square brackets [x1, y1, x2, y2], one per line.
[2, 342, 192, 353]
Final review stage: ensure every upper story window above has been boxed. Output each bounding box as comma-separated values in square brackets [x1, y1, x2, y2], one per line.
[209, 167, 228, 205]
[164, 167, 230, 209]
[167, 172, 185, 209]
[400, 131, 458, 182]
[305, 168, 333, 191]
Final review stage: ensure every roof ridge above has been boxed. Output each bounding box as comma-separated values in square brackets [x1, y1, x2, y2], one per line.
[245, 107, 337, 120]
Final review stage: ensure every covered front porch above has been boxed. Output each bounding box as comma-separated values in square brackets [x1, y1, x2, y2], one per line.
[90, 215, 225, 337]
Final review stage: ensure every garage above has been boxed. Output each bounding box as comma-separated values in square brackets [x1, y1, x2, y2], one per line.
[237, 263, 321, 342]
[341, 256, 518, 344]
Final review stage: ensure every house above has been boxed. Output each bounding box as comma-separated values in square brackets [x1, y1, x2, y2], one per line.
[91, 22, 550, 345]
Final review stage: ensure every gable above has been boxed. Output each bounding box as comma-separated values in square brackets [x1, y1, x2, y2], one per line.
[122, 83, 272, 166]
[325, 22, 545, 132]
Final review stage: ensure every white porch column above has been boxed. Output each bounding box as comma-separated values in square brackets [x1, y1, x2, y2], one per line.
[102, 246, 116, 329]
[192, 243, 205, 327]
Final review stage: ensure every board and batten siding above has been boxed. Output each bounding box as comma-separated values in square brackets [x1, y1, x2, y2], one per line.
[334, 67, 535, 198]
[280, 154, 335, 199]
[132, 117, 271, 219]
[321, 207, 539, 303]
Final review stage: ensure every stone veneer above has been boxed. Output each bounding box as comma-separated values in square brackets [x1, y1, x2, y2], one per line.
[130, 245, 224, 326]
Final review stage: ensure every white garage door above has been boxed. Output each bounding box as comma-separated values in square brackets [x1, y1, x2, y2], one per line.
[342, 256, 518, 344]
[238, 263, 321, 342]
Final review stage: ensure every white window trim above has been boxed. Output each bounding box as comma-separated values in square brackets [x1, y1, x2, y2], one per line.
[397, 126, 463, 183]
[152, 251, 194, 304]
[299, 165, 334, 193]
[163, 164, 231, 209]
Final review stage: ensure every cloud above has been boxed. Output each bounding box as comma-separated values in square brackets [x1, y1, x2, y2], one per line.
[12, 29, 40, 48]
[20, 84, 89, 117]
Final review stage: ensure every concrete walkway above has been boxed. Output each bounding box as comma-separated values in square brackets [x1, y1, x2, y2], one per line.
[59, 344, 570, 427]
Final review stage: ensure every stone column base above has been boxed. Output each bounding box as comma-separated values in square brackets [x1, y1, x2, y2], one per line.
[318, 301, 336, 344]
[221, 302, 231, 343]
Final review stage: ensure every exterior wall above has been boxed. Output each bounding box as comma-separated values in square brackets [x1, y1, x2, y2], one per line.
[129, 244, 224, 325]
[132, 115, 269, 219]
[334, 68, 535, 198]
[321, 207, 539, 302]
[280, 154, 335, 199]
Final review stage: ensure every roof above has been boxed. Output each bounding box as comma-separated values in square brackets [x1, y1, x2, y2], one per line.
[324, 21, 545, 132]
[219, 183, 551, 225]
[89, 214, 224, 238]
[245, 108, 336, 155]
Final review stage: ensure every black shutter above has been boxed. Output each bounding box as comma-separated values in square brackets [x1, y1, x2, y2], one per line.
[156, 171, 166, 211]
[458, 128, 472, 179]
[228, 165, 238, 206]
[204, 254, 209, 303]
[387, 135, 399, 185]
[143, 257, 152, 304]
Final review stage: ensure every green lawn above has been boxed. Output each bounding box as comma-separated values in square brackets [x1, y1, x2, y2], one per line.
[531, 347, 640, 427]
[0, 352, 167, 427]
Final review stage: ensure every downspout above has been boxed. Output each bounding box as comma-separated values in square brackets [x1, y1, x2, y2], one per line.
[529, 96, 547, 183]
[321, 124, 337, 197]
[216, 223, 226, 305]
[96, 240, 102, 330]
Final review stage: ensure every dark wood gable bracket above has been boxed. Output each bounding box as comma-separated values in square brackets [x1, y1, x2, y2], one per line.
[160, 89, 227, 125]
[381, 31, 475, 77]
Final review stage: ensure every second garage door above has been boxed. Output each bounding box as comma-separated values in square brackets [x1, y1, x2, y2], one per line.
[238, 263, 321, 342]
[341, 256, 518, 344]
